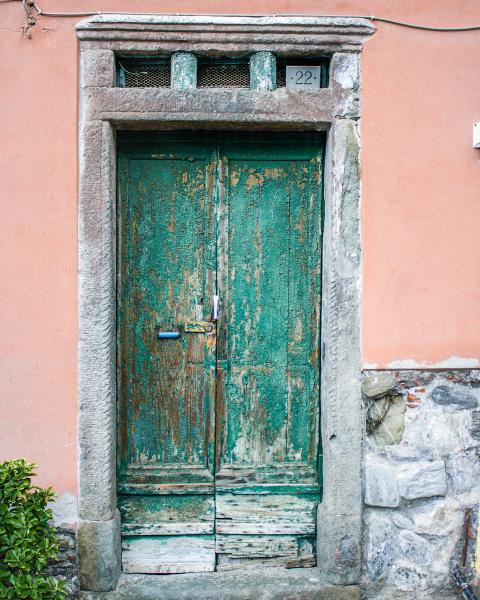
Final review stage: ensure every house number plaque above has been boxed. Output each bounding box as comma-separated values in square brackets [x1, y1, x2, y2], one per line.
[286, 66, 321, 89]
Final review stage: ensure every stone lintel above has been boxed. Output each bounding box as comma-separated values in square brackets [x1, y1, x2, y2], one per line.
[80, 87, 357, 123]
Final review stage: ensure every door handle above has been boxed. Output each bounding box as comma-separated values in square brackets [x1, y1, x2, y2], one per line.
[158, 331, 180, 339]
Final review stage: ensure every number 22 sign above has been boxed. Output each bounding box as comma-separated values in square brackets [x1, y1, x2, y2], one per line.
[286, 66, 321, 89]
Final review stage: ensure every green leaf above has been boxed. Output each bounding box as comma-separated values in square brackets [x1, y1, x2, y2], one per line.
[0, 459, 67, 599]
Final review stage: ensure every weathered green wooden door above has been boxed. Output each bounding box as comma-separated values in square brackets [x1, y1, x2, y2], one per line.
[117, 131, 323, 574]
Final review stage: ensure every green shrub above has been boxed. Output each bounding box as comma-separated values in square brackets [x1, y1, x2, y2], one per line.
[0, 459, 66, 599]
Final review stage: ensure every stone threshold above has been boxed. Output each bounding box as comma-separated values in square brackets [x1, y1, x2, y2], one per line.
[79, 567, 360, 600]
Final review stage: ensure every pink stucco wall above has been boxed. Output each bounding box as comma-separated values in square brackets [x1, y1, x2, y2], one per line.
[1, 1, 479, 494]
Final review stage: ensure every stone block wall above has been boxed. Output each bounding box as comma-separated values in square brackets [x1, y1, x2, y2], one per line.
[362, 370, 480, 598]
[44, 528, 79, 599]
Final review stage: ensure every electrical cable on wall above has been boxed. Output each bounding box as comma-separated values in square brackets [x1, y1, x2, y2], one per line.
[16, 0, 480, 38]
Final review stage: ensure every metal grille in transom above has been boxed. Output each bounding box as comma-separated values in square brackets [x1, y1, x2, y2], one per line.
[197, 62, 250, 88]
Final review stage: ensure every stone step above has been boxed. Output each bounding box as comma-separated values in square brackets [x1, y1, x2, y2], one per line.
[79, 567, 360, 600]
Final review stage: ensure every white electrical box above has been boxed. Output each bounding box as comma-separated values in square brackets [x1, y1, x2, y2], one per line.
[474, 123, 480, 148]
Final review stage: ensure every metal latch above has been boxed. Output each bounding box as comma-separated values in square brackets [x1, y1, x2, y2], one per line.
[184, 321, 215, 333]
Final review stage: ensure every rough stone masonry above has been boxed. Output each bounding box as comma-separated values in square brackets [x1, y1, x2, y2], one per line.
[362, 369, 480, 599]
[47, 369, 480, 599]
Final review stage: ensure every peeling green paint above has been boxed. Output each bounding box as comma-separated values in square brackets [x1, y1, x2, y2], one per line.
[117, 131, 324, 573]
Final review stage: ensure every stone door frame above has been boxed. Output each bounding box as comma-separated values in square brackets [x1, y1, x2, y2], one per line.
[76, 14, 374, 592]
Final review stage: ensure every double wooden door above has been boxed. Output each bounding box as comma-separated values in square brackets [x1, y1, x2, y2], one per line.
[117, 131, 324, 573]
